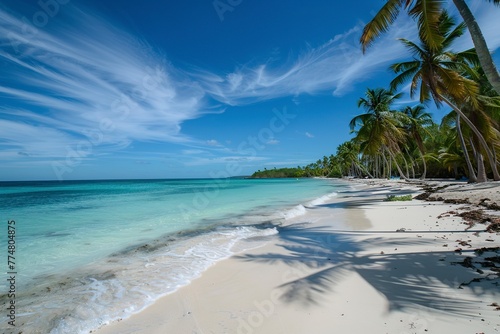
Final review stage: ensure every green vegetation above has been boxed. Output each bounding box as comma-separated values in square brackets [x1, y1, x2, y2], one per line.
[385, 194, 413, 202]
[251, 167, 305, 178]
[252, 3, 500, 183]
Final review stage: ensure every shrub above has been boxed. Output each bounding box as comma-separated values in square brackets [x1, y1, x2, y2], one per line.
[385, 194, 413, 202]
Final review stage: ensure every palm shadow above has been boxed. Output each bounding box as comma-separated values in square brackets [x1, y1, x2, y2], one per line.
[235, 223, 499, 316]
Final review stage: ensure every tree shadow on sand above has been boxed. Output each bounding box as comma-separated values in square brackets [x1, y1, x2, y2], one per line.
[235, 223, 499, 316]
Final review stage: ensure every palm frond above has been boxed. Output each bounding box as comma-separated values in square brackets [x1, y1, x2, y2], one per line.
[419, 80, 433, 104]
[398, 38, 427, 59]
[455, 48, 480, 67]
[409, 0, 446, 50]
[442, 21, 466, 50]
[410, 70, 423, 98]
[390, 65, 420, 91]
[360, 0, 405, 52]
[390, 60, 421, 73]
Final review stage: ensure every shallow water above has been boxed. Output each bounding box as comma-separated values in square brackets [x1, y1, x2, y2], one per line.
[0, 178, 344, 333]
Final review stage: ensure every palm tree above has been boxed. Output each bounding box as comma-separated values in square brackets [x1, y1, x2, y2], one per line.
[401, 105, 434, 179]
[451, 0, 500, 94]
[322, 156, 329, 176]
[336, 140, 372, 178]
[437, 115, 473, 179]
[350, 88, 408, 179]
[389, 11, 500, 181]
[360, 0, 500, 95]
[441, 110, 478, 181]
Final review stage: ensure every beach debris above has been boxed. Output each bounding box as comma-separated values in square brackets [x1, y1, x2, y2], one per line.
[444, 198, 470, 204]
[454, 247, 500, 288]
[478, 198, 500, 211]
[436, 209, 500, 231]
[488, 302, 500, 311]
[414, 184, 450, 200]
[486, 220, 500, 232]
[437, 210, 458, 219]
[479, 198, 491, 205]
[456, 240, 472, 247]
[459, 210, 492, 225]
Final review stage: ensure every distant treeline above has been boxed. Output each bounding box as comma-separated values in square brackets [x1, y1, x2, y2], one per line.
[250, 167, 304, 178]
[250, 156, 342, 179]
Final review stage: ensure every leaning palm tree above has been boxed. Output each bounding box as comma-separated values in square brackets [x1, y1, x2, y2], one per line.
[360, 0, 500, 95]
[336, 140, 373, 178]
[389, 11, 500, 181]
[438, 117, 472, 179]
[401, 105, 434, 179]
[350, 88, 409, 179]
[442, 110, 479, 181]
[452, 0, 500, 94]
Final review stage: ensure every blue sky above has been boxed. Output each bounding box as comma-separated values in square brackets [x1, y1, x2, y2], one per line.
[1, 0, 499, 181]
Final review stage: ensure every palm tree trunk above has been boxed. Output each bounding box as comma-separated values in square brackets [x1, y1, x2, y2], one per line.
[418, 148, 427, 180]
[441, 95, 500, 181]
[357, 161, 374, 179]
[456, 114, 478, 182]
[469, 138, 488, 182]
[452, 0, 500, 95]
[476, 153, 488, 182]
[386, 148, 409, 181]
[376, 157, 380, 179]
[388, 153, 392, 179]
[381, 149, 390, 179]
[401, 153, 410, 179]
[453, 163, 459, 179]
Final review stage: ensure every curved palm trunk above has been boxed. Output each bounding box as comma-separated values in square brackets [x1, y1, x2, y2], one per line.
[469, 138, 488, 182]
[381, 149, 390, 179]
[452, 0, 500, 95]
[476, 153, 488, 183]
[441, 95, 500, 181]
[386, 147, 409, 181]
[401, 153, 411, 179]
[357, 160, 375, 179]
[457, 114, 478, 182]
[417, 148, 427, 180]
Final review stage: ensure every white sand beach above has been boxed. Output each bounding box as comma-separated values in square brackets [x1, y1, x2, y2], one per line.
[96, 179, 500, 334]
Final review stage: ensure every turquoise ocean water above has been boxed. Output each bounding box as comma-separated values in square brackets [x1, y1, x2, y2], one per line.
[0, 178, 343, 333]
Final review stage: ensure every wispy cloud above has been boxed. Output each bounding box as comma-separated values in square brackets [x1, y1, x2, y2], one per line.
[305, 132, 314, 138]
[266, 139, 279, 145]
[206, 139, 220, 147]
[196, 5, 500, 107]
[0, 6, 209, 160]
[194, 16, 418, 105]
[1, 2, 498, 169]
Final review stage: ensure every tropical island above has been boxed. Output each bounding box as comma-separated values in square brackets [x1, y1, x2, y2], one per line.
[252, 9, 500, 183]
[15, 1, 498, 334]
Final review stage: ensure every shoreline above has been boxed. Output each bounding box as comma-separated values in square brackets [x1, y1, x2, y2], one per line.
[95, 179, 500, 334]
[2, 178, 341, 334]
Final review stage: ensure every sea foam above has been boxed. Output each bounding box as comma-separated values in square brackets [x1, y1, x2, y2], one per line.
[14, 225, 279, 334]
[0, 178, 337, 334]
